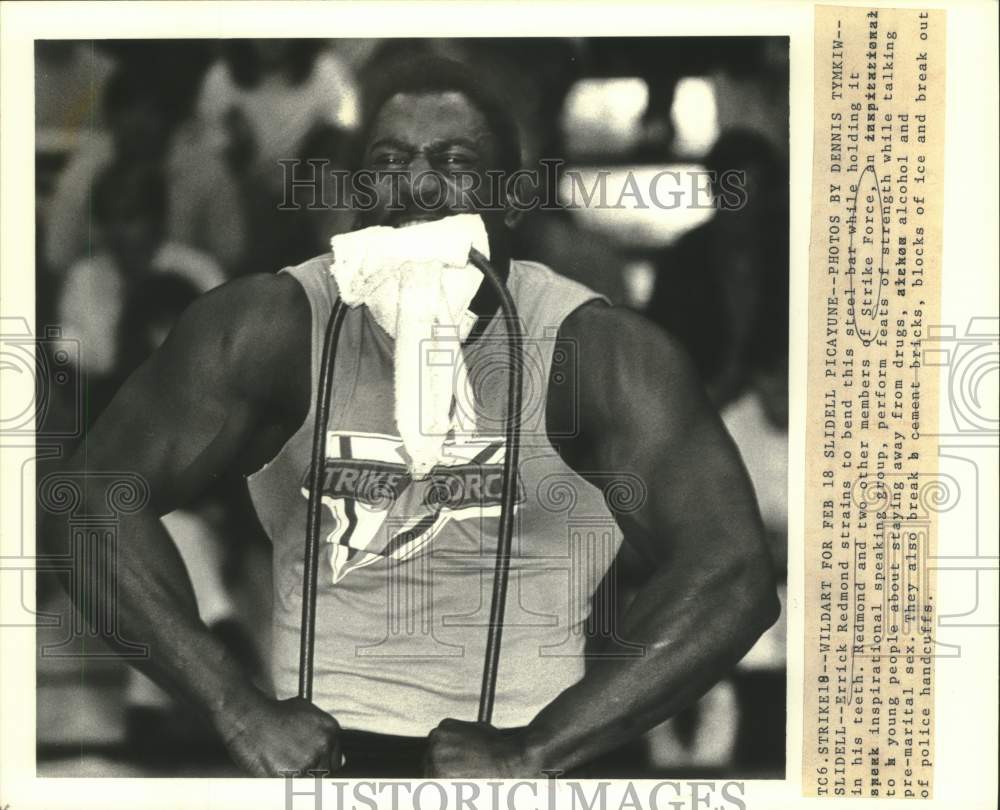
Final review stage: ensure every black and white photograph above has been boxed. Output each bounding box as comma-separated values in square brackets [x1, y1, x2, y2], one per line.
[30, 33, 791, 780]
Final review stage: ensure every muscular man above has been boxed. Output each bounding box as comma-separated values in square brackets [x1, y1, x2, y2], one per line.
[43, 57, 778, 777]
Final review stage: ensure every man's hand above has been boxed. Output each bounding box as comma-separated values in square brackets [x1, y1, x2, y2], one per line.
[218, 695, 343, 777]
[423, 719, 538, 778]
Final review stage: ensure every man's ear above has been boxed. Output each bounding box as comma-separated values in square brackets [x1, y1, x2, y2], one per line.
[503, 170, 535, 229]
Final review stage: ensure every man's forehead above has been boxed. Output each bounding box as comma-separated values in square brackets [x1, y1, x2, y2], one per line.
[366, 90, 493, 147]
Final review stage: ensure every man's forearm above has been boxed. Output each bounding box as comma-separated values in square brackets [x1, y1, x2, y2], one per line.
[41, 498, 263, 732]
[520, 553, 779, 774]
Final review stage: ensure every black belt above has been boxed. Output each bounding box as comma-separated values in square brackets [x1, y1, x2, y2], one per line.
[337, 728, 428, 778]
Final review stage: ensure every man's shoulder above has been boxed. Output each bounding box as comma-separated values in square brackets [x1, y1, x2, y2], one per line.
[200, 270, 309, 318]
[560, 301, 676, 354]
[154, 271, 312, 413]
[559, 303, 699, 397]
[179, 272, 311, 365]
[550, 302, 710, 458]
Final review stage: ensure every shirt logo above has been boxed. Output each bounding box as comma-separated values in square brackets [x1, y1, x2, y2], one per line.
[301, 432, 519, 583]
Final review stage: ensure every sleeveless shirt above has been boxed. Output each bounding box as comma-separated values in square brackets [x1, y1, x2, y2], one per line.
[247, 254, 621, 736]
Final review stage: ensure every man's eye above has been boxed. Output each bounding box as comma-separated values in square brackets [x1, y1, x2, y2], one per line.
[373, 153, 408, 168]
[438, 152, 476, 168]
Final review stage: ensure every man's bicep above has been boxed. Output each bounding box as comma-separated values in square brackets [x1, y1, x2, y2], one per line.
[582, 311, 764, 566]
[70, 279, 293, 515]
[624, 399, 763, 568]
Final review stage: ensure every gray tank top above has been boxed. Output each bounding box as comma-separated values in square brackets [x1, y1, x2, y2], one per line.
[247, 254, 620, 735]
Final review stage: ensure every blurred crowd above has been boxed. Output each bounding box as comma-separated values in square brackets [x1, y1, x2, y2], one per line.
[35, 37, 789, 778]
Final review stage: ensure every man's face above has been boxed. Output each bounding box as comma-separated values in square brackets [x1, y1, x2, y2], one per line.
[109, 101, 168, 162]
[250, 38, 295, 69]
[104, 209, 163, 271]
[358, 91, 505, 230]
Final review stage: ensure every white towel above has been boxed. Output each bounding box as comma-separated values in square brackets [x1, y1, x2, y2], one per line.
[330, 214, 491, 478]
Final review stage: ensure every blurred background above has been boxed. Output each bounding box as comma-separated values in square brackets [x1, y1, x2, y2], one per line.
[34, 37, 788, 778]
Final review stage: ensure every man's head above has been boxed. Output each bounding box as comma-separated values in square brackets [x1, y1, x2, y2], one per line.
[94, 162, 167, 270]
[354, 56, 525, 243]
[705, 128, 784, 223]
[102, 69, 171, 161]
